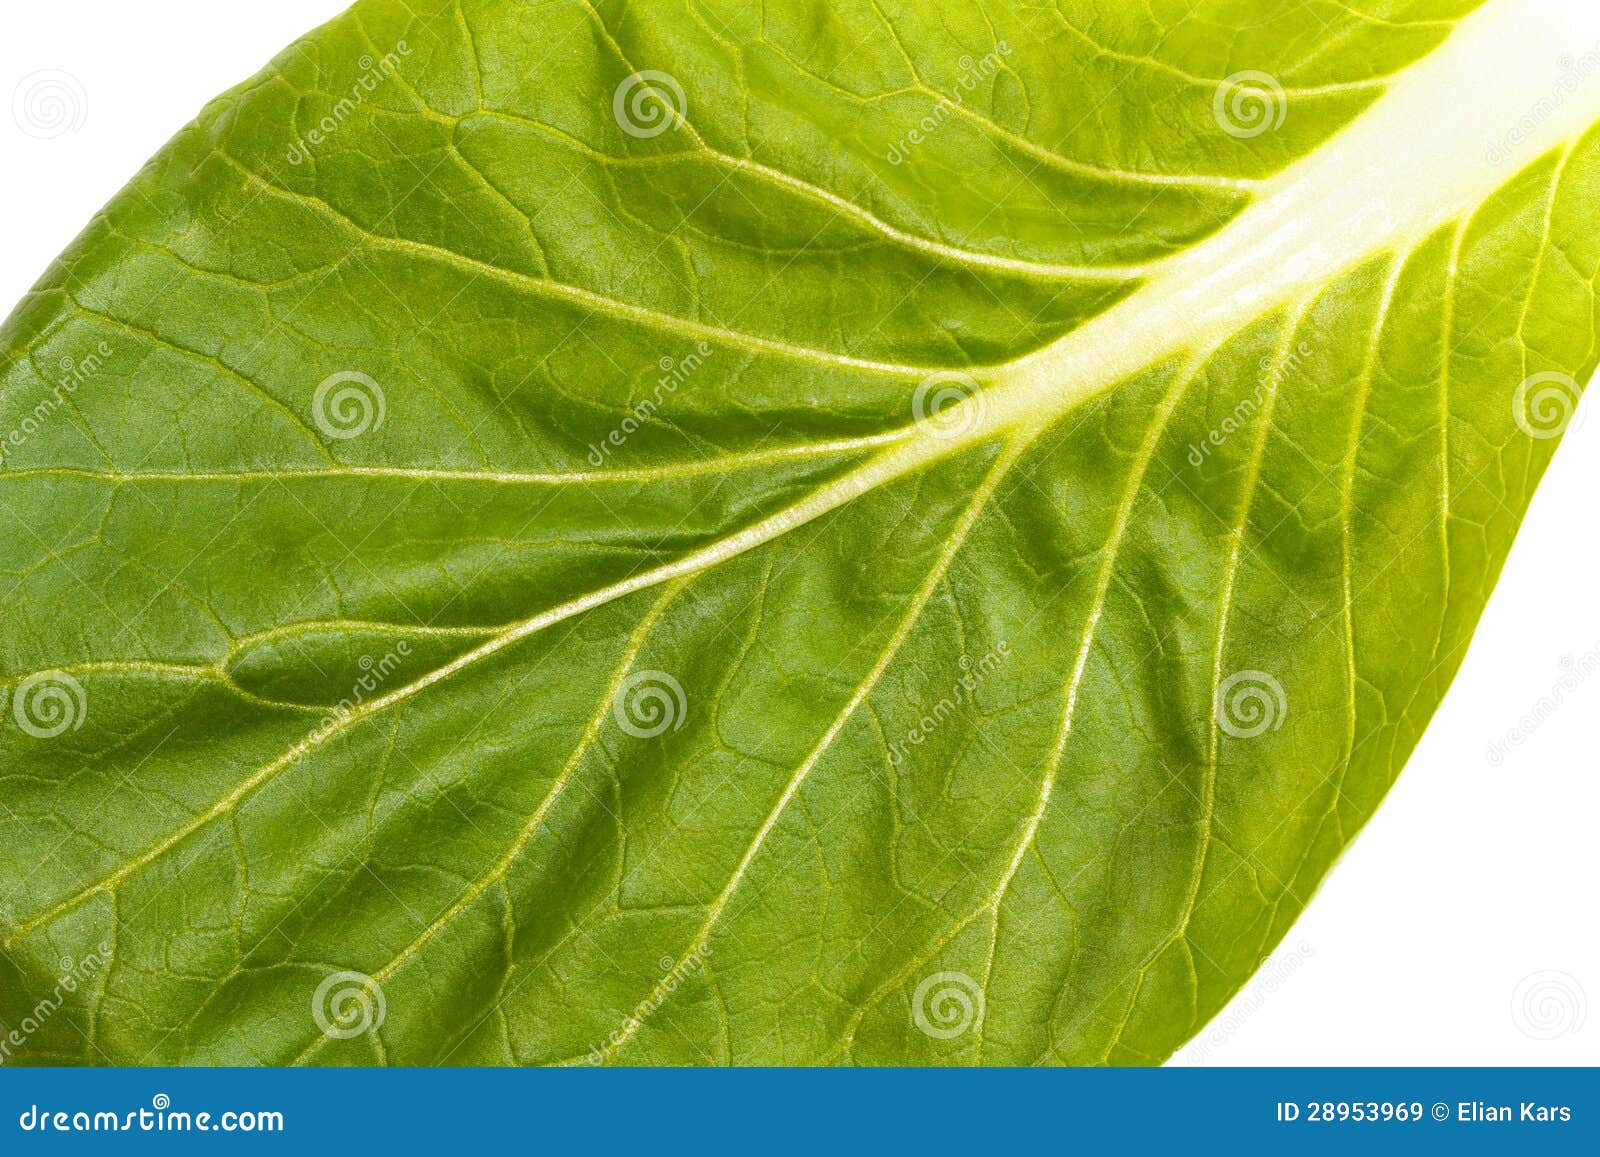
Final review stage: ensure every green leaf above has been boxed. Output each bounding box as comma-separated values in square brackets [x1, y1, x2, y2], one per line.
[1, 0, 1597, 1066]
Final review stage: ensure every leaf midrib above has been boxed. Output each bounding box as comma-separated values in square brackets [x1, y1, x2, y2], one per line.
[8, 0, 1598, 959]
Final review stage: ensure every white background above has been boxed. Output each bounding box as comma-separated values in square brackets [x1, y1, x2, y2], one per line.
[1, 1, 1593, 1066]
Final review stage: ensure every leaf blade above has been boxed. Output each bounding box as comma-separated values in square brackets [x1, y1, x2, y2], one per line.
[1, 0, 1597, 1065]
